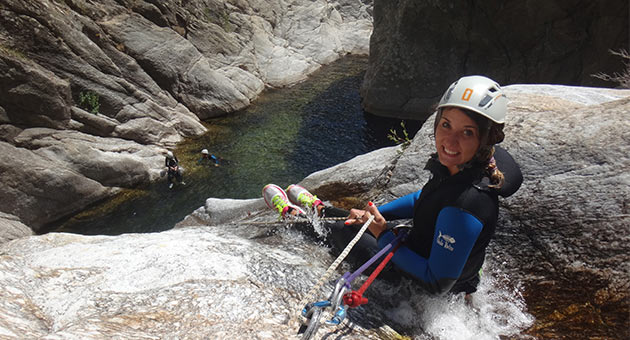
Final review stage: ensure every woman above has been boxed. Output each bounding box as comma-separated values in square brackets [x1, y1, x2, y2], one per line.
[197, 149, 221, 167]
[263, 75, 522, 295]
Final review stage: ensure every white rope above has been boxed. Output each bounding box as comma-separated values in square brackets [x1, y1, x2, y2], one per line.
[240, 216, 346, 226]
[294, 215, 375, 319]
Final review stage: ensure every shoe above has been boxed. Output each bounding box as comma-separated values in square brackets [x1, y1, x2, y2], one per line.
[169, 183, 174, 189]
[181, 181, 186, 185]
[287, 184, 322, 209]
[263, 184, 305, 219]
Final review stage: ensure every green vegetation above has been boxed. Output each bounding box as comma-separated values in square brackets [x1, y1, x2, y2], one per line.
[387, 120, 412, 148]
[592, 49, 630, 89]
[203, 8, 233, 32]
[79, 90, 100, 114]
[0, 44, 27, 61]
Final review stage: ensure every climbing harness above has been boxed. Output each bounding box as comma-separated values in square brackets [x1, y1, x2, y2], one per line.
[297, 223, 410, 339]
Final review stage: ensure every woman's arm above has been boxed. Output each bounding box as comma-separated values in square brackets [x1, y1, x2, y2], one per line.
[377, 190, 422, 219]
[377, 206, 483, 294]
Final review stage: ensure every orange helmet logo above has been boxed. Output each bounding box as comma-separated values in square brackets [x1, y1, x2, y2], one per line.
[462, 88, 474, 101]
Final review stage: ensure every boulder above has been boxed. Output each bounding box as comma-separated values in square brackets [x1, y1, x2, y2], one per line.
[361, 0, 629, 119]
[1, 128, 168, 231]
[0, 226, 406, 339]
[0, 54, 72, 129]
[0, 212, 32, 244]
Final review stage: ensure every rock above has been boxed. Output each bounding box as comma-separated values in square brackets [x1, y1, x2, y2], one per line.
[99, 14, 252, 119]
[0, 0, 373, 234]
[1, 128, 169, 231]
[0, 226, 406, 339]
[299, 146, 404, 208]
[498, 86, 630, 296]
[0, 53, 72, 129]
[0, 212, 32, 244]
[361, 0, 629, 119]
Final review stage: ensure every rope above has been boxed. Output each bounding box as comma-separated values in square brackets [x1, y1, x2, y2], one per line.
[294, 215, 375, 319]
[237, 216, 347, 226]
[357, 242, 401, 296]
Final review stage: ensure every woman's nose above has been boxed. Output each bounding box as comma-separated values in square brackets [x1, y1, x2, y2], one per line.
[443, 133, 459, 147]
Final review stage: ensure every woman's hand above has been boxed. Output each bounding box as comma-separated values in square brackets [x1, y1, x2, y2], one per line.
[345, 202, 388, 238]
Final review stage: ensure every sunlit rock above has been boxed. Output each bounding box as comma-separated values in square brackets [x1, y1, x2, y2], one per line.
[0, 0, 374, 233]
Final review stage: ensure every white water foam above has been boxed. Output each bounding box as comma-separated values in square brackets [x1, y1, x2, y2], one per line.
[383, 265, 535, 339]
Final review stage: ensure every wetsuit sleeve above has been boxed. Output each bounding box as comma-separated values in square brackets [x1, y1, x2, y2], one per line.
[377, 190, 422, 220]
[377, 206, 483, 294]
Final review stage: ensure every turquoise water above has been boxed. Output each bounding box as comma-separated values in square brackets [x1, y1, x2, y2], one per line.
[51, 55, 421, 235]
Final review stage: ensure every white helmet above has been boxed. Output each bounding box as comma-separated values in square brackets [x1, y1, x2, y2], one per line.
[437, 75, 507, 124]
[166, 151, 174, 159]
[201, 149, 209, 155]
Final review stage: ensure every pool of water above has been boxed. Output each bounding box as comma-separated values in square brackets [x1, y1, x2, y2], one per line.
[52, 55, 421, 235]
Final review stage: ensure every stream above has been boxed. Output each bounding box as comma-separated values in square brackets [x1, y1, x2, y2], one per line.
[51, 55, 420, 236]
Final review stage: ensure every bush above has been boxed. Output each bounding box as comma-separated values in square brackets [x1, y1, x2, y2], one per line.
[79, 91, 100, 114]
[592, 49, 630, 89]
[387, 120, 412, 148]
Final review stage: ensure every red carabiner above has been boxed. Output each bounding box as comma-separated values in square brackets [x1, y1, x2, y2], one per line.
[343, 290, 368, 308]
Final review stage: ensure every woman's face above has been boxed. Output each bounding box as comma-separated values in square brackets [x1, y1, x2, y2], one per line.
[435, 107, 481, 175]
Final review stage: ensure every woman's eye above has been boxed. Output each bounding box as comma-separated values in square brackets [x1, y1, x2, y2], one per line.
[463, 129, 474, 137]
[441, 121, 450, 128]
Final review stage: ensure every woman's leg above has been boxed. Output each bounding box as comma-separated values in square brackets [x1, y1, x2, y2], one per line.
[320, 206, 350, 218]
[325, 220, 382, 265]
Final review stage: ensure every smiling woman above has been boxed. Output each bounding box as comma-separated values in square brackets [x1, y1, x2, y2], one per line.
[262, 75, 523, 298]
[434, 108, 482, 175]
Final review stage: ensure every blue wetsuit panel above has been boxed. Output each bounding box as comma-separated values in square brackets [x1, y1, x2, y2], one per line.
[378, 206, 483, 293]
[378, 190, 422, 219]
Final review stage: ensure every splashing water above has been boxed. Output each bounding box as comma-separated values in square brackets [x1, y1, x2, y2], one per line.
[375, 263, 534, 339]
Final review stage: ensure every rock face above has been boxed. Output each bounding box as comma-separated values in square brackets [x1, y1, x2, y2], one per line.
[0, 222, 413, 339]
[0, 212, 32, 244]
[0, 85, 627, 339]
[361, 0, 629, 119]
[0, 0, 373, 231]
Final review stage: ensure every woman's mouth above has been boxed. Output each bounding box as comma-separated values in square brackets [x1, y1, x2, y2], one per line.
[442, 146, 459, 156]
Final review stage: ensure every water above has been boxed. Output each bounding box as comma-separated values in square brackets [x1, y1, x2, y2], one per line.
[51, 55, 421, 235]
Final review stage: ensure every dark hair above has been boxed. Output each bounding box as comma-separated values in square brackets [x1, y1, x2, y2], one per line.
[433, 108, 505, 188]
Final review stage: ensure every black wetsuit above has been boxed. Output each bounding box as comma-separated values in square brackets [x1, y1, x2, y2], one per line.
[320, 146, 522, 295]
[165, 156, 182, 184]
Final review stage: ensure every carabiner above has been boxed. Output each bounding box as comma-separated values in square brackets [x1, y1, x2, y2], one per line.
[326, 305, 348, 325]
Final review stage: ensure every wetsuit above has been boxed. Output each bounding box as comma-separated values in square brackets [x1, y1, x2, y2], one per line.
[197, 154, 220, 166]
[320, 146, 522, 295]
[377, 146, 522, 294]
[165, 156, 183, 184]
